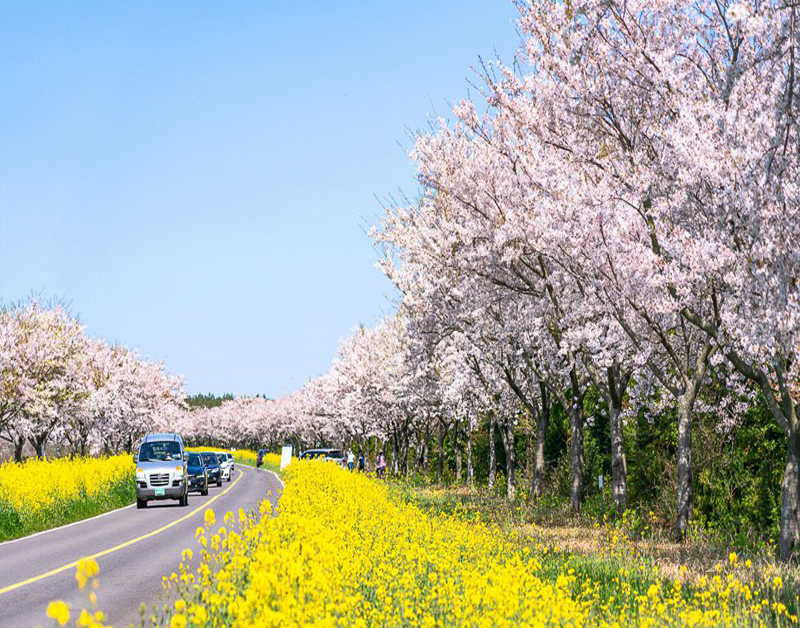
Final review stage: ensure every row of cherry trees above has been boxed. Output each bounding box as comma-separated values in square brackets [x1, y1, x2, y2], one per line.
[3, 0, 795, 561]
[0, 301, 312, 460]
[0, 301, 344, 461]
[256, 0, 798, 560]
[174, 394, 321, 450]
[0, 301, 185, 460]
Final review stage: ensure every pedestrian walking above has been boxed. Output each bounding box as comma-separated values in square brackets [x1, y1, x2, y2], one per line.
[347, 449, 355, 471]
[376, 451, 386, 478]
[358, 452, 365, 472]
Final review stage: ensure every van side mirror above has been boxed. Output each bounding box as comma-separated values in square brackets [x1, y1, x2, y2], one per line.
[133, 454, 138, 463]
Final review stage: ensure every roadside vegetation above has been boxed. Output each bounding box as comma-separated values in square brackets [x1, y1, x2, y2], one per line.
[0, 454, 134, 542]
[0, 446, 283, 543]
[55, 461, 795, 628]
[392, 478, 800, 613]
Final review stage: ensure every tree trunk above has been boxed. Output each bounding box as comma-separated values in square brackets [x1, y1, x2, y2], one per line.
[30, 434, 46, 459]
[609, 401, 627, 515]
[506, 421, 516, 501]
[780, 428, 800, 561]
[499, 419, 516, 501]
[488, 412, 497, 490]
[526, 431, 533, 481]
[423, 425, 432, 474]
[676, 391, 695, 540]
[391, 432, 399, 475]
[411, 430, 421, 475]
[725, 350, 799, 562]
[569, 403, 584, 512]
[466, 431, 474, 487]
[400, 430, 410, 476]
[453, 420, 462, 482]
[532, 406, 548, 498]
[606, 365, 630, 515]
[14, 436, 24, 462]
[437, 423, 446, 483]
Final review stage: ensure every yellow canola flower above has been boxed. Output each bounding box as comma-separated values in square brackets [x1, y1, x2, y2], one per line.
[261, 453, 282, 467]
[170, 613, 187, 628]
[191, 604, 208, 626]
[45, 461, 790, 628]
[46, 600, 70, 626]
[152, 461, 790, 628]
[78, 558, 100, 578]
[0, 455, 133, 534]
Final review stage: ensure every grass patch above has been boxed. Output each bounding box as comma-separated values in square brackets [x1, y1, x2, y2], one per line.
[391, 479, 800, 619]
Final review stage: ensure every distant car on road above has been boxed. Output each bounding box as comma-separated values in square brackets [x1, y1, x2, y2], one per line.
[134, 433, 189, 508]
[186, 452, 209, 496]
[300, 448, 346, 468]
[225, 452, 235, 473]
[200, 452, 223, 487]
[215, 451, 232, 481]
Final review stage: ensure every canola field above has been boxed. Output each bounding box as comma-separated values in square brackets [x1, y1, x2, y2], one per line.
[0, 455, 134, 541]
[139, 461, 795, 628]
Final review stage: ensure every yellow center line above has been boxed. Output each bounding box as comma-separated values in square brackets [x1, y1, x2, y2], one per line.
[0, 469, 245, 596]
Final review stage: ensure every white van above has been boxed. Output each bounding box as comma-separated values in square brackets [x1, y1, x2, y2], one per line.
[134, 434, 189, 508]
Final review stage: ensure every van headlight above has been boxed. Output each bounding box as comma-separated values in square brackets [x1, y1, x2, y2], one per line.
[174, 465, 184, 479]
[136, 467, 145, 479]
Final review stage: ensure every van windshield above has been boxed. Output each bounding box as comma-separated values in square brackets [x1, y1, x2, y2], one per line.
[139, 441, 182, 462]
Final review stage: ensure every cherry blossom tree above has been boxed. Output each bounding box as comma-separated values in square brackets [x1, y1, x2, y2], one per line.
[501, 0, 798, 554]
[0, 302, 87, 459]
[0, 301, 185, 459]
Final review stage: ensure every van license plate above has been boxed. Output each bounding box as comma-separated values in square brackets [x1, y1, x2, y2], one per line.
[155, 488, 165, 496]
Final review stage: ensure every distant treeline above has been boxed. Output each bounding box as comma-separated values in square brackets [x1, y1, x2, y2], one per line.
[185, 393, 234, 409]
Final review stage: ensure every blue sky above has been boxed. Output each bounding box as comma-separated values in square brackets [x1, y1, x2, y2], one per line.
[0, 1, 519, 397]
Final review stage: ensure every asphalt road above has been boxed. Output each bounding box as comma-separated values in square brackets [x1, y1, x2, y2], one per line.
[0, 465, 282, 628]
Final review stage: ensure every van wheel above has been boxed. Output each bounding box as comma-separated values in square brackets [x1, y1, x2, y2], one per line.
[137, 498, 147, 509]
[179, 490, 188, 507]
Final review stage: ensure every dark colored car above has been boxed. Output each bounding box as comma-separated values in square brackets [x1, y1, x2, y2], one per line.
[186, 452, 209, 495]
[256, 449, 267, 467]
[200, 452, 223, 487]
